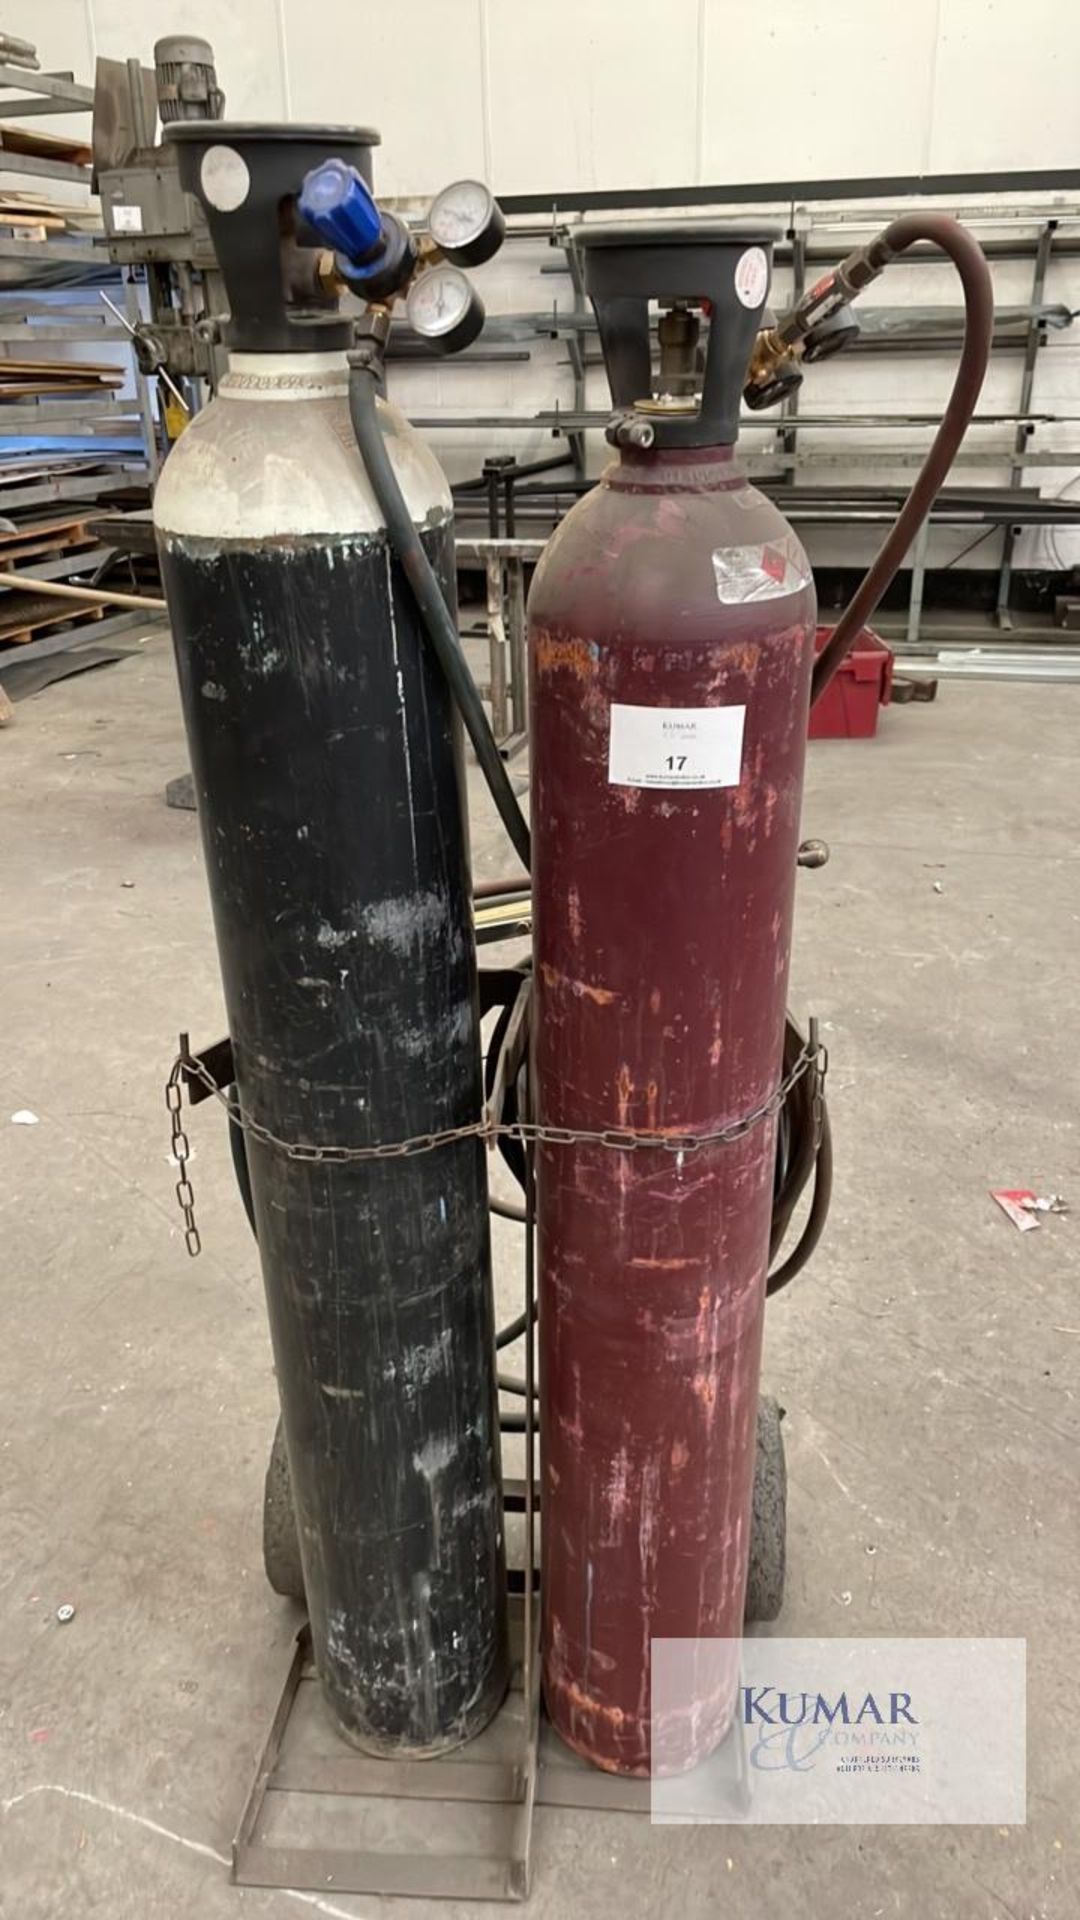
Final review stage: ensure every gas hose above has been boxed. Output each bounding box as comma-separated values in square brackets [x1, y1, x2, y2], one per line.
[348, 360, 531, 871]
[809, 215, 995, 700]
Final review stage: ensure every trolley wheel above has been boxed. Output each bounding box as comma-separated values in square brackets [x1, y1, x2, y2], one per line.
[263, 1415, 305, 1602]
[744, 1393, 786, 1625]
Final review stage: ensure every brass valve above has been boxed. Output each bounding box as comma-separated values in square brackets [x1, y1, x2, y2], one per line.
[743, 300, 859, 410]
[315, 247, 345, 299]
[744, 327, 803, 410]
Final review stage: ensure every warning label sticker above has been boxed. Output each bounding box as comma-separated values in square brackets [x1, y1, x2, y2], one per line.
[734, 246, 769, 309]
[608, 703, 746, 791]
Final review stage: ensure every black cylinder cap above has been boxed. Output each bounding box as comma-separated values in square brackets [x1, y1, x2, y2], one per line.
[167, 121, 380, 353]
[576, 221, 779, 448]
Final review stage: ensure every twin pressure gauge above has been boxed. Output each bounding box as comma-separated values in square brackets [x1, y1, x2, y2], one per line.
[404, 180, 506, 353]
[406, 263, 485, 353]
[427, 179, 505, 267]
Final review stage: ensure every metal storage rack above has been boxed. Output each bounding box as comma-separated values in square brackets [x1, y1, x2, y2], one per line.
[0, 57, 154, 516]
[401, 170, 1080, 652]
[0, 49, 158, 675]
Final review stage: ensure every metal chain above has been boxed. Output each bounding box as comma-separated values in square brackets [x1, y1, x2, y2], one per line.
[165, 1032, 827, 1257]
[165, 1075, 202, 1258]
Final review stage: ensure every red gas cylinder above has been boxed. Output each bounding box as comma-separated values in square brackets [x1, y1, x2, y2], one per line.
[529, 227, 817, 1776]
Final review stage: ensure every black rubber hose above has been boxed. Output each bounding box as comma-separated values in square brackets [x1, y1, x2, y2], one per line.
[765, 1018, 833, 1294]
[767, 1104, 833, 1297]
[495, 1305, 535, 1352]
[490, 1194, 528, 1224]
[768, 1019, 820, 1260]
[348, 362, 531, 870]
[498, 1370, 536, 1398]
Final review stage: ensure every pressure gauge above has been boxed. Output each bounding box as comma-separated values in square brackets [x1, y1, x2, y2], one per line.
[406, 263, 485, 353]
[427, 179, 506, 267]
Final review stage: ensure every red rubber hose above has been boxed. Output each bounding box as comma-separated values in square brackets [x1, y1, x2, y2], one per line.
[811, 214, 995, 704]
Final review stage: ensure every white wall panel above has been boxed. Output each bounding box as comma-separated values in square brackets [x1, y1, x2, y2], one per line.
[23, 0, 1078, 199]
[89, 0, 287, 119]
[484, 0, 699, 196]
[929, 0, 1078, 172]
[699, 0, 939, 185]
[5, 0, 93, 87]
[281, 0, 487, 200]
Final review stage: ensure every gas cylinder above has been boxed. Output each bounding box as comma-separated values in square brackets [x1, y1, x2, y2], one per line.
[154, 125, 508, 1755]
[529, 227, 817, 1775]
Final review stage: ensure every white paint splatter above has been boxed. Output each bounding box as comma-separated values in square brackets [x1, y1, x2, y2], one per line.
[315, 921, 351, 951]
[397, 1327, 452, 1392]
[359, 891, 449, 954]
[412, 1434, 457, 1478]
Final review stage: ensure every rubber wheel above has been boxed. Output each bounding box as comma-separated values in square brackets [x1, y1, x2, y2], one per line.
[263, 1415, 305, 1602]
[744, 1393, 787, 1625]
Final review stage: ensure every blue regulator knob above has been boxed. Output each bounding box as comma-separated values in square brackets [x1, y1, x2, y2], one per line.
[298, 159, 382, 261]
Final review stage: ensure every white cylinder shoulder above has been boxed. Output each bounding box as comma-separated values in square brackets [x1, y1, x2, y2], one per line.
[153, 352, 451, 543]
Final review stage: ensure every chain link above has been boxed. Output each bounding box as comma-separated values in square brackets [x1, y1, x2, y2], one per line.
[166, 1073, 202, 1257]
[166, 1033, 826, 1257]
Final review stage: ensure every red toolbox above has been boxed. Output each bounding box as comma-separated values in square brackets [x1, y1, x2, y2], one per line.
[809, 624, 894, 739]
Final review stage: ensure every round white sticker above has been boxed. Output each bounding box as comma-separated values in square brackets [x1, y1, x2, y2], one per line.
[200, 144, 251, 213]
[734, 246, 768, 310]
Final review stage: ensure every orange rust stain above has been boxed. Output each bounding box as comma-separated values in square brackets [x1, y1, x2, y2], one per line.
[708, 1016, 723, 1066]
[615, 1062, 633, 1127]
[671, 1438, 690, 1472]
[732, 780, 755, 828]
[629, 1255, 694, 1271]
[692, 1371, 718, 1410]
[762, 783, 778, 836]
[539, 962, 616, 1006]
[711, 644, 760, 687]
[567, 884, 583, 943]
[649, 987, 661, 1015]
[645, 1078, 659, 1127]
[578, 981, 617, 1006]
[534, 630, 597, 681]
[552, 1674, 627, 1727]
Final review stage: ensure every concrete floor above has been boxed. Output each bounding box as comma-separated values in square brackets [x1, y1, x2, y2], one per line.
[1, 636, 1077, 1918]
